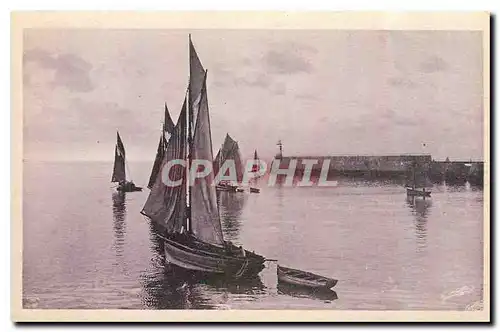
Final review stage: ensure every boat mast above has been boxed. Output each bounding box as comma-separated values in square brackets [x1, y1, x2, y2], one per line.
[186, 34, 193, 233]
[412, 159, 416, 190]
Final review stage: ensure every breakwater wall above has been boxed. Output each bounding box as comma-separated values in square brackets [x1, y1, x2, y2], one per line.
[269, 155, 484, 186]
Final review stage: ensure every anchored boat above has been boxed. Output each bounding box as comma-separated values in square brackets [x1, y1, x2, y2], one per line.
[141, 36, 265, 278]
[405, 158, 431, 198]
[249, 149, 261, 193]
[111, 131, 142, 192]
[277, 265, 337, 290]
[213, 133, 245, 193]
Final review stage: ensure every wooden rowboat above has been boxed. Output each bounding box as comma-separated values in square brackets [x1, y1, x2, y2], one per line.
[405, 187, 431, 197]
[277, 265, 337, 290]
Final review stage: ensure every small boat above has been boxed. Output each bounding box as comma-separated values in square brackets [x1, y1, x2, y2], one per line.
[405, 158, 431, 198]
[277, 265, 337, 290]
[214, 134, 245, 193]
[117, 181, 142, 192]
[249, 150, 261, 193]
[406, 187, 431, 197]
[111, 131, 142, 192]
[236, 188, 245, 193]
[215, 181, 239, 192]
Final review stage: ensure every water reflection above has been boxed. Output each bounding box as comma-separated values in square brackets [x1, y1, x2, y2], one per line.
[111, 191, 126, 258]
[218, 192, 247, 243]
[140, 221, 266, 309]
[406, 197, 432, 252]
[141, 263, 214, 309]
[140, 223, 213, 309]
[277, 283, 338, 302]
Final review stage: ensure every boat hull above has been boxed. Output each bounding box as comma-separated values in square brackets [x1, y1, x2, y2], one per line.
[163, 237, 265, 279]
[406, 187, 431, 197]
[277, 283, 338, 301]
[117, 181, 143, 192]
[277, 266, 337, 290]
[215, 184, 238, 192]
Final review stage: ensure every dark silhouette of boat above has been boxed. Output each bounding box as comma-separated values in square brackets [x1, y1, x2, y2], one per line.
[277, 283, 338, 302]
[111, 131, 142, 192]
[147, 103, 176, 190]
[277, 265, 337, 290]
[141, 35, 265, 279]
[405, 187, 431, 197]
[214, 133, 245, 193]
[249, 150, 261, 193]
[466, 162, 484, 187]
[215, 181, 239, 192]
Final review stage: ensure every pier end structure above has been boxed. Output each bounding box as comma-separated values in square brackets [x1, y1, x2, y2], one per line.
[270, 154, 433, 181]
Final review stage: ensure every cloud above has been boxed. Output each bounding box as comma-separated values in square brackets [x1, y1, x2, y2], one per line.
[272, 82, 286, 95]
[263, 49, 313, 74]
[24, 48, 94, 92]
[295, 93, 317, 101]
[387, 77, 417, 88]
[234, 74, 271, 88]
[380, 109, 422, 127]
[419, 55, 449, 73]
[283, 41, 318, 54]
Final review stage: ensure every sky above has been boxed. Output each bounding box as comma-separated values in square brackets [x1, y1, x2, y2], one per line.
[23, 29, 484, 162]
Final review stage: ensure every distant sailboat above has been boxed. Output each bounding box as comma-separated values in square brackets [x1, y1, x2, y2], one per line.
[250, 150, 261, 193]
[405, 158, 431, 198]
[213, 133, 244, 193]
[111, 131, 142, 192]
[141, 36, 265, 278]
[147, 103, 176, 189]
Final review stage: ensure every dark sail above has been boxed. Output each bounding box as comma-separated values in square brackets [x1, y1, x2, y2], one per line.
[147, 103, 176, 189]
[213, 133, 244, 183]
[406, 158, 432, 188]
[164, 102, 175, 136]
[111, 131, 127, 183]
[252, 150, 259, 172]
[141, 99, 188, 233]
[147, 134, 165, 189]
[190, 74, 225, 246]
[189, 35, 205, 128]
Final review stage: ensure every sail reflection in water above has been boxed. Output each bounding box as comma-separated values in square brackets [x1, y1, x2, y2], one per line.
[218, 191, 247, 243]
[406, 197, 432, 252]
[111, 191, 127, 259]
[140, 222, 213, 309]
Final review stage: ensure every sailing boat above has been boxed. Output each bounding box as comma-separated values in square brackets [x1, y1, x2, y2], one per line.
[141, 36, 265, 278]
[250, 150, 261, 193]
[213, 133, 244, 193]
[111, 131, 142, 192]
[147, 103, 176, 189]
[405, 158, 431, 198]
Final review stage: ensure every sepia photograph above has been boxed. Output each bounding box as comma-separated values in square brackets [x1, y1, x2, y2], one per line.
[11, 11, 490, 322]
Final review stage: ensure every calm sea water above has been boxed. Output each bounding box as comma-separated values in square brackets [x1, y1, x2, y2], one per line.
[22, 161, 484, 310]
